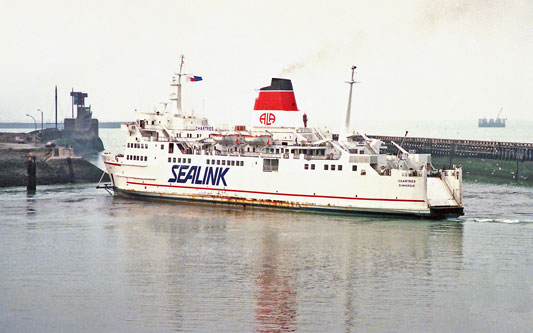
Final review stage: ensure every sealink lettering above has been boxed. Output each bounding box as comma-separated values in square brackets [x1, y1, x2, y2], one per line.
[194, 166, 203, 184]
[202, 167, 209, 184]
[184, 166, 197, 183]
[216, 167, 229, 186]
[177, 165, 189, 183]
[168, 165, 179, 182]
[169, 165, 229, 186]
[206, 167, 218, 185]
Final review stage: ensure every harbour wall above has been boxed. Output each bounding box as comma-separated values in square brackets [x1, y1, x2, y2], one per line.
[368, 135, 533, 161]
[0, 141, 108, 188]
[369, 135, 533, 185]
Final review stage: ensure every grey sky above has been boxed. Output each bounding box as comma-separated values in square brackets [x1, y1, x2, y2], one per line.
[1, 0, 532, 130]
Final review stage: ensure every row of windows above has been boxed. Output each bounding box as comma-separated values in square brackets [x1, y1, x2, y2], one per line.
[207, 159, 244, 166]
[127, 155, 147, 161]
[264, 147, 327, 156]
[128, 143, 148, 149]
[304, 164, 359, 172]
[178, 133, 201, 138]
[167, 157, 245, 167]
[168, 157, 192, 163]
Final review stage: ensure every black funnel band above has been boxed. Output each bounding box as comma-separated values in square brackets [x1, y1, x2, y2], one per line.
[260, 78, 293, 91]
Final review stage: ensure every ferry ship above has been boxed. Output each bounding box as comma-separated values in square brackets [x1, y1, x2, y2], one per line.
[102, 57, 464, 219]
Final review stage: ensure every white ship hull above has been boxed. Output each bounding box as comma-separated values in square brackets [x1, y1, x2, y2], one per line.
[103, 151, 463, 219]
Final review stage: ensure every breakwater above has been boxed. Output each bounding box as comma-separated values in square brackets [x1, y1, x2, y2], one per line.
[0, 143, 108, 187]
[369, 135, 533, 185]
[369, 135, 533, 161]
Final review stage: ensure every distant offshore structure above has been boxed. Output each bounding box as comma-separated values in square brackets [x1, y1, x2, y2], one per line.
[479, 107, 506, 128]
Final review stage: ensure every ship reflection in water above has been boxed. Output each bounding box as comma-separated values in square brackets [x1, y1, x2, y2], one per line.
[105, 195, 464, 331]
[2, 183, 531, 331]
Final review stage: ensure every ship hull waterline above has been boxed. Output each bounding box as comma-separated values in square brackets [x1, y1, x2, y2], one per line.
[111, 186, 464, 220]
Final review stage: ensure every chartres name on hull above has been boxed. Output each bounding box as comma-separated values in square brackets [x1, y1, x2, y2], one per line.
[103, 57, 464, 219]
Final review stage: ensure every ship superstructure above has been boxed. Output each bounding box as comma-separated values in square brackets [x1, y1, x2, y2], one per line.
[102, 57, 463, 219]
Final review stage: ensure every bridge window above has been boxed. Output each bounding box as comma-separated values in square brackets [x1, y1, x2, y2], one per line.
[169, 143, 174, 154]
[263, 158, 279, 172]
[338, 165, 342, 171]
[304, 164, 309, 170]
[188, 158, 191, 163]
[168, 157, 171, 163]
[173, 158, 176, 163]
[311, 164, 315, 170]
[161, 144, 164, 150]
[144, 156, 147, 161]
[331, 165, 336, 171]
[324, 165, 329, 170]
[352, 165, 357, 171]
[207, 160, 210, 165]
[240, 161, 244, 166]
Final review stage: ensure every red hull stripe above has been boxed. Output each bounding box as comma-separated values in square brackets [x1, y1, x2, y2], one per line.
[126, 181, 426, 203]
[254, 91, 299, 111]
[104, 161, 121, 167]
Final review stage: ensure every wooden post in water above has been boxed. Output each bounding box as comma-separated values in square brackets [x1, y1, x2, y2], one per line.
[27, 156, 36, 191]
[515, 148, 521, 180]
[66, 157, 75, 183]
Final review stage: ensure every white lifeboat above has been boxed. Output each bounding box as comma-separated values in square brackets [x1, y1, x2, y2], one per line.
[210, 133, 242, 145]
[243, 134, 271, 146]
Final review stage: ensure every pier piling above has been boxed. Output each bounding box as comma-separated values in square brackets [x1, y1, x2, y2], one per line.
[66, 157, 75, 183]
[27, 156, 36, 191]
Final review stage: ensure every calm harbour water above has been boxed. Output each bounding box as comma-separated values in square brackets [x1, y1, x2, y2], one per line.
[1, 127, 533, 331]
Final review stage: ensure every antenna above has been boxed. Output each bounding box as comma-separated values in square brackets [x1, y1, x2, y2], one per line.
[55, 85, 58, 129]
[345, 66, 358, 132]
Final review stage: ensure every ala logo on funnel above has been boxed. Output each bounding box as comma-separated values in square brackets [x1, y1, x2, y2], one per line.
[259, 113, 276, 125]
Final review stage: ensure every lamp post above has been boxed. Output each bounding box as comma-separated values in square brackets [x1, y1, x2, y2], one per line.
[26, 114, 37, 131]
[37, 109, 43, 134]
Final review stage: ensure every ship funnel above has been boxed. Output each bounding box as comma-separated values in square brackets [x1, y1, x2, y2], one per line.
[252, 78, 302, 127]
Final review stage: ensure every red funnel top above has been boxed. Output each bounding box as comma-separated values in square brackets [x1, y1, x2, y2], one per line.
[253, 78, 298, 111]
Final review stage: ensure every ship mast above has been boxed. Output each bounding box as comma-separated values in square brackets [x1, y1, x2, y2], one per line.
[345, 65, 357, 132]
[170, 54, 185, 114]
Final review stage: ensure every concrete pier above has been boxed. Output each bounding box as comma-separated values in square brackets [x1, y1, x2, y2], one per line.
[1, 142, 108, 188]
